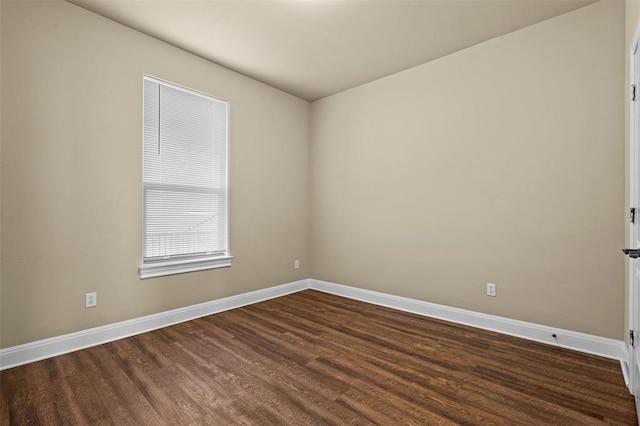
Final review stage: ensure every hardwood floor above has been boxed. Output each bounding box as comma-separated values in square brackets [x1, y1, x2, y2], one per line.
[1, 290, 636, 425]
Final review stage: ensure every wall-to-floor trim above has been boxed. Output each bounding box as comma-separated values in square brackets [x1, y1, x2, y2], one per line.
[622, 360, 631, 388]
[309, 279, 629, 363]
[0, 279, 310, 370]
[1, 278, 629, 373]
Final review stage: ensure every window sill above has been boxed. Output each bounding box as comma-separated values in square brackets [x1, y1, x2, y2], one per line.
[139, 255, 233, 279]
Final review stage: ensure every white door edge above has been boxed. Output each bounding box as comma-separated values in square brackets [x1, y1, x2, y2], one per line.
[628, 24, 640, 396]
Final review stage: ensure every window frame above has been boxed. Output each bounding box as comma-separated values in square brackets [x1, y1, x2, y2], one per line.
[139, 75, 232, 279]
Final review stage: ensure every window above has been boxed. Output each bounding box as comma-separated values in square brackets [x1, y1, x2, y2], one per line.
[139, 76, 231, 279]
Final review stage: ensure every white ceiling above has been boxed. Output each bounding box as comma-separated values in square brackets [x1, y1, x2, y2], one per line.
[69, 0, 595, 101]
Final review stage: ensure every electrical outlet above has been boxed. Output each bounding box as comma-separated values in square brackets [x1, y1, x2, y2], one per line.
[486, 283, 496, 297]
[86, 292, 97, 308]
[294, 259, 300, 269]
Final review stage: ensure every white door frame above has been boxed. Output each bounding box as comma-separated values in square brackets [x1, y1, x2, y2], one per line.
[628, 25, 640, 400]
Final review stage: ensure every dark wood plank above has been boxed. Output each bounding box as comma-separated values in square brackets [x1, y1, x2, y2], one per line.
[105, 339, 206, 424]
[75, 345, 165, 425]
[51, 353, 114, 425]
[1, 290, 636, 424]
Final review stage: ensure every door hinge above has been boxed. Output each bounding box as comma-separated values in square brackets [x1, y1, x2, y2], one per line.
[631, 330, 636, 348]
[632, 84, 637, 102]
[631, 208, 636, 224]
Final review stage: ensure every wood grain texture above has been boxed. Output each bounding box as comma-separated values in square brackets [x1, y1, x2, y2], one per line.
[0, 290, 636, 424]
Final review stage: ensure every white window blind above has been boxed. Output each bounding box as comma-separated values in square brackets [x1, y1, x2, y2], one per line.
[140, 76, 231, 278]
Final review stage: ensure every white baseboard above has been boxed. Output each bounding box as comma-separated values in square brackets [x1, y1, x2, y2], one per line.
[0, 279, 310, 370]
[309, 279, 629, 363]
[622, 360, 631, 388]
[1, 277, 629, 372]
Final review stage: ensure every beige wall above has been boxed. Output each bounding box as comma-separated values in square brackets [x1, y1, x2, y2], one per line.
[0, 0, 3, 348]
[311, 1, 625, 339]
[0, 0, 3, 344]
[0, 0, 628, 349]
[0, 1, 310, 348]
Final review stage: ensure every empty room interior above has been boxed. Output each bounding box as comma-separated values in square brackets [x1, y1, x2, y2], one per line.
[5, 0, 640, 423]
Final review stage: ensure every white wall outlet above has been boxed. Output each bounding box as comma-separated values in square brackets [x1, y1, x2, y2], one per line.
[294, 259, 300, 269]
[487, 283, 497, 297]
[86, 292, 97, 308]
